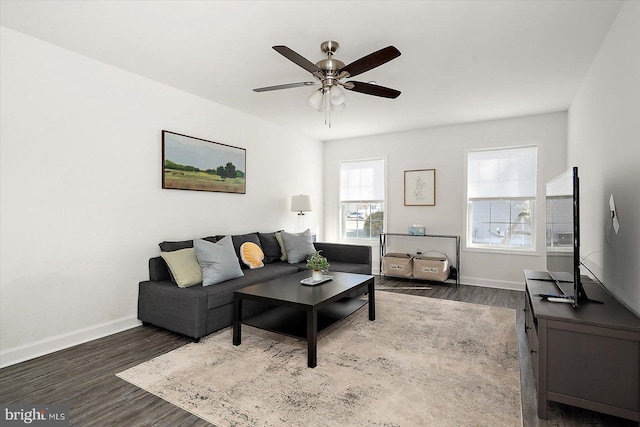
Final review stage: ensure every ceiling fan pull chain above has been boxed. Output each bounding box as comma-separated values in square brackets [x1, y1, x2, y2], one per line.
[325, 89, 331, 127]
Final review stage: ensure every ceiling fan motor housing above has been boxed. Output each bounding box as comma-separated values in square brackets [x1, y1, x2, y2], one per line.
[315, 41, 345, 92]
[317, 41, 345, 77]
[316, 58, 345, 73]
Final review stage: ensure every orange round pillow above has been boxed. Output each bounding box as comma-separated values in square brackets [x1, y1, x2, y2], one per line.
[240, 242, 265, 269]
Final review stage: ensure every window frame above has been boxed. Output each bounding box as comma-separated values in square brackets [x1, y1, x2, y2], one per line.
[465, 145, 538, 253]
[338, 158, 386, 243]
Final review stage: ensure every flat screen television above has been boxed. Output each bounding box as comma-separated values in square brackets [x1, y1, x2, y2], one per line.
[545, 167, 599, 307]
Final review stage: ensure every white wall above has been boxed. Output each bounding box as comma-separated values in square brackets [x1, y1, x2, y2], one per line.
[324, 112, 568, 289]
[0, 27, 323, 367]
[567, 1, 640, 315]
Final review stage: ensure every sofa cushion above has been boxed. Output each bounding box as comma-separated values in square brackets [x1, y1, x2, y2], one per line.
[194, 237, 244, 286]
[281, 229, 316, 263]
[240, 242, 265, 269]
[202, 263, 300, 309]
[159, 240, 192, 252]
[159, 236, 217, 252]
[322, 261, 371, 275]
[257, 231, 282, 263]
[288, 261, 371, 275]
[160, 248, 202, 288]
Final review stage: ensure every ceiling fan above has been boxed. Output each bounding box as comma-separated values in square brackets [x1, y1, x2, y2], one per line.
[253, 41, 401, 126]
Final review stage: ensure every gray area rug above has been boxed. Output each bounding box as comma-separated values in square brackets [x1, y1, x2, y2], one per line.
[117, 292, 521, 426]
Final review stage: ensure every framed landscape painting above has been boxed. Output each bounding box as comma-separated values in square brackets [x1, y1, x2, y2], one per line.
[162, 130, 246, 194]
[404, 169, 436, 206]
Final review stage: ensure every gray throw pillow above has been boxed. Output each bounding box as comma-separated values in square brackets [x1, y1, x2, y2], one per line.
[194, 236, 244, 286]
[281, 229, 316, 264]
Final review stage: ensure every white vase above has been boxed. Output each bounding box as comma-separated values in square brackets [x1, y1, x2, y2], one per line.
[312, 270, 324, 281]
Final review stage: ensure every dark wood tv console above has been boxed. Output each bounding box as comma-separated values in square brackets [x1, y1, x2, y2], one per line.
[524, 270, 640, 422]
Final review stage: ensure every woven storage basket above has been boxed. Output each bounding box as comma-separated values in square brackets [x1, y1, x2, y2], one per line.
[382, 253, 413, 278]
[413, 256, 450, 281]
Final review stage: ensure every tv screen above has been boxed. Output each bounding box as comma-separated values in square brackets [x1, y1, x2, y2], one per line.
[545, 167, 593, 306]
[545, 168, 575, 287]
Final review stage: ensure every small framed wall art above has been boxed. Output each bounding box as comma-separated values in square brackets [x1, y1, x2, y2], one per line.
[404, 169, 436, 206]
[162, 130, 246, 194]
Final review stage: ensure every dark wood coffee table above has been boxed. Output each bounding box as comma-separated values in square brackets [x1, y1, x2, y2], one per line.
[232, 270, 375, 368]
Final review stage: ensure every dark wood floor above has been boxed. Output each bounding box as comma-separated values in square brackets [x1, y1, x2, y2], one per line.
[1, 276, 635, 426]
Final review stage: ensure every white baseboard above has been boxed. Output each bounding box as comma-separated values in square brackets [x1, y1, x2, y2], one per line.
[376, 272, 524, 292]
[0, 316, 141, 369]
[461, 276, 525, 291]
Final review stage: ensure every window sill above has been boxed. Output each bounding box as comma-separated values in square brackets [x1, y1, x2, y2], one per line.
[464, 245, 540, 256]
[339, 239, 380, 246]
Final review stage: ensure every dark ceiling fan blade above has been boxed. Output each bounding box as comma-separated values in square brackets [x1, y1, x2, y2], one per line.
[344, 81, 401, 99]
[339, 46, 401, 78]
[273, 45, 322, 74]
[253, 82, 318, 92]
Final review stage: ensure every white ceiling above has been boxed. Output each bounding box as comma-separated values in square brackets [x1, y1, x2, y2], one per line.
[0, 0, 623, 141]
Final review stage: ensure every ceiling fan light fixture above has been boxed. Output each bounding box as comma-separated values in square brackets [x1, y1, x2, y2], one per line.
[330, 84, 346, 106]
[331, 100, 345, 111]
[307, 89, 324, 110]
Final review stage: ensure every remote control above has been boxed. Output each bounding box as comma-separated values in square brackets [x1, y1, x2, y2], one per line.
[538, 293, 571, 299]
[546, 297, 573, 303]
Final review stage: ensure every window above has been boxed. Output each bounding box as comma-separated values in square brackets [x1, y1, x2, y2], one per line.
[339, 159, 385, 240]
[466, 146, 537, 250]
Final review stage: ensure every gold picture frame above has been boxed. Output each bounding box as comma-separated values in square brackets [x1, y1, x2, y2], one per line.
[404, 169, 436, 206]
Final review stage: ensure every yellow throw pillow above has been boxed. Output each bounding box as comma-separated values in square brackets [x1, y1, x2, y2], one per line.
[240, 242, 265, 269]
[160, 248, 202, 288]
[275, 231, 287, 261]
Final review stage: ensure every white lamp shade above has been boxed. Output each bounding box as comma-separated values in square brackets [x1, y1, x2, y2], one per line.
[307, 90, 324, 110]
[330, 85, 346, 105]
[331, 100, 345, 111]
[291, 195, 312, 213]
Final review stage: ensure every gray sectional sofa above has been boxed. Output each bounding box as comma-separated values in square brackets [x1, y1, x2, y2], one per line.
[138, 232, 372, 340]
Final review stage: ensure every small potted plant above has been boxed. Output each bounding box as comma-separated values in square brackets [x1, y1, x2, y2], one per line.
[306, 250, 329, 281]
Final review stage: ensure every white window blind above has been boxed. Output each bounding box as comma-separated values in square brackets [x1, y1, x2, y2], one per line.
[339, 158, 385, 241]
[467, 146, 537, 199]
[466, 145, 537, 250]
[340, 159, 385, 201]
